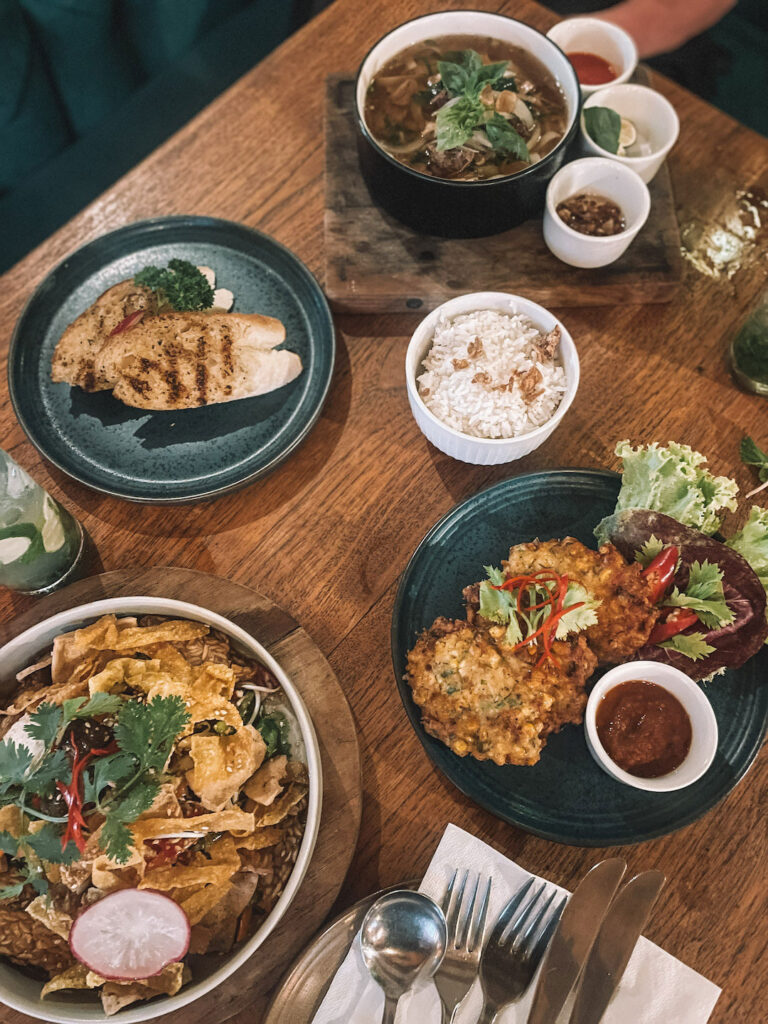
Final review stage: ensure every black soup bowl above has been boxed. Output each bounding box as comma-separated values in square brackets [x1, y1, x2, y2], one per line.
[355, 11, 581, 238]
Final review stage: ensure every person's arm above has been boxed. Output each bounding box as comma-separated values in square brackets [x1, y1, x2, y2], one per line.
[595, 0, 737, 57]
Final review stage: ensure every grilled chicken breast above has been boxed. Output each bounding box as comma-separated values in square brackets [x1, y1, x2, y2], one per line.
[51, 281, 156, 391]
[103, 312, 300, 410]
[51, 281, 301, 411]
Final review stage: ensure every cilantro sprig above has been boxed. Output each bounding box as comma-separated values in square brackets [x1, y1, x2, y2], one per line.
[477, 564, 601, 649]
[0, 693, 190, 887]
[664, 560, 734, 630]
[658, 632, 716, 661]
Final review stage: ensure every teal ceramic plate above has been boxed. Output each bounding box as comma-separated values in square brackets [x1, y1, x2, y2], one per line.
[8, 217, 335, 503]
[391, 470, 768, 846]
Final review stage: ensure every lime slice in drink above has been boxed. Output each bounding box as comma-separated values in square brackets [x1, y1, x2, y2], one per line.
[0, 535, 32, 564]
[42, 497, 66, 552]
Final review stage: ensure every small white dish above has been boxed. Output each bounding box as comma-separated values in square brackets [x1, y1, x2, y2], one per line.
[547, 17, 637, 96]
[405, 292, 579, 466]
[543, 157, 650, 268]
[585, 661, 719, 793]
[581, 83, 680, 183]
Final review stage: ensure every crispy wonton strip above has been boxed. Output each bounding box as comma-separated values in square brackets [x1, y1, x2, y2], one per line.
[131, 808, 254, 842]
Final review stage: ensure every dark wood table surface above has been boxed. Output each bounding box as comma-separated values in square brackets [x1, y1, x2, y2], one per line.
[0, 1, 766, 1021]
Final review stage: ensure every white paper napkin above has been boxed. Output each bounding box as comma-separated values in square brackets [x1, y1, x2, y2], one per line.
[312, 824, 721, 1024]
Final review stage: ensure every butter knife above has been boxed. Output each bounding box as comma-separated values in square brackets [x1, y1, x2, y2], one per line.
[568, 870, 666, 1024]
[526, 858, 627, 1024]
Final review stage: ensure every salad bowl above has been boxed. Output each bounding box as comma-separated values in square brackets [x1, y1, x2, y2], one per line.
[0, 597, 322, 1023]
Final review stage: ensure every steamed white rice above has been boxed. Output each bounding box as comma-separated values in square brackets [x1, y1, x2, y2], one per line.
[416, 309, 567, 439]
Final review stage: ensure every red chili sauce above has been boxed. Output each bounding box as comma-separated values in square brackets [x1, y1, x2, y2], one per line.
[596, 680, 692, 778]
[568, 51, 617, 86]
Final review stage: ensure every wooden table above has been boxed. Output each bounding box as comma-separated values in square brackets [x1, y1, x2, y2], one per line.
[0, 1, 766, 1021]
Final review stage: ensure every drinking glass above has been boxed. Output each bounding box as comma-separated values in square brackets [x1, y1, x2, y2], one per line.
[0, 451, 86, 594]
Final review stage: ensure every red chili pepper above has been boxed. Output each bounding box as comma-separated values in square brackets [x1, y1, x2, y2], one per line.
[641, 547, 679, 604]
[109, 310, 145, 336]
[58, 740, 117, 854]
[492, 570, 583, 668]
[648, 607, 700, 644]
[144, 838, 185, 869]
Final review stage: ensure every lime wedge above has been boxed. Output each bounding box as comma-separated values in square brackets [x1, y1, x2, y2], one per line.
[0, 536, 31, 564]
[41, 497, 66, 552]
[619, 117, 636, 148]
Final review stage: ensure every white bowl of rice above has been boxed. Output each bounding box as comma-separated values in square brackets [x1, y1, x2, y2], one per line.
[406, 293, 579, 464]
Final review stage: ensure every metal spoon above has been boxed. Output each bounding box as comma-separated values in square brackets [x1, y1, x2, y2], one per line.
[360, 889, 447, 1024]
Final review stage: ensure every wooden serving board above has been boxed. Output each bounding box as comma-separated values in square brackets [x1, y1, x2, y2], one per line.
[324, 73, 683, 312]
[0, 568, 363, 1024]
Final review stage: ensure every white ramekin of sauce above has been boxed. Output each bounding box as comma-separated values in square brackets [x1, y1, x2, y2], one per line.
[585, 660, 718, 792]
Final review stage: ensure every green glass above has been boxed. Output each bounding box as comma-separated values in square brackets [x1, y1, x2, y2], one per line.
[731, 295, 768, 397]
[0, 452, 85, 594]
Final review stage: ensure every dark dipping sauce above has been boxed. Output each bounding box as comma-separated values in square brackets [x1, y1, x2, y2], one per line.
[596, 679, 692, 778]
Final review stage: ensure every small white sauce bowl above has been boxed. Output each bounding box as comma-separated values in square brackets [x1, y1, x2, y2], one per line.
[585, 661, 719, 793]
[581, 83, 680, 183]
[405, 292, 579, 465]
[543, 156, 650, 268]
[547, 17, 638, 96]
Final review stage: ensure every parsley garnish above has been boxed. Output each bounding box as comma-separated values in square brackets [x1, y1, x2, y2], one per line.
[134, 259, 214, 312]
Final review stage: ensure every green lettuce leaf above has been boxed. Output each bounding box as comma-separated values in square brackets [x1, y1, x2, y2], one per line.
[726, 505, 768, 641]
[595, 441, 739, 545]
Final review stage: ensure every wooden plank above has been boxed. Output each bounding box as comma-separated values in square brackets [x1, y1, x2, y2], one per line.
[0, 2, 766, 1022]
[324, 73, 683, 313]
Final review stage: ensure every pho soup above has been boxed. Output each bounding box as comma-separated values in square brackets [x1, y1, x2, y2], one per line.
[364, 35, 569, 181]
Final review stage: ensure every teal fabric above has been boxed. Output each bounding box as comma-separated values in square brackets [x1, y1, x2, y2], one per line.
[0, 0, 257, 194]
[0, 1, 72, 191]
[708, 6, 768, 135]
[20, 0, 139, 133]
[0, 0, 296, 273]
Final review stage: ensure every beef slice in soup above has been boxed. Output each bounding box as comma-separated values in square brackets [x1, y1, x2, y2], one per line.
[364, 35, 568, 181]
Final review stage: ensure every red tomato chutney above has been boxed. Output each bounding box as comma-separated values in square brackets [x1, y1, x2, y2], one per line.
[595, 680, 692, 778]
[568, 51, 617, 86]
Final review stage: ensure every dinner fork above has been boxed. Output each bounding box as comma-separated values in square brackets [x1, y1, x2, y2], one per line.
[433, 870, 492, 1024]
[477, 878, 566, 1024]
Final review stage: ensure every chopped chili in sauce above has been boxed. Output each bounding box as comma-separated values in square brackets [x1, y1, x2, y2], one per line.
[568, 51, 617, 86]
[596, 679, 692, 778]
[556, 192, 626, 236]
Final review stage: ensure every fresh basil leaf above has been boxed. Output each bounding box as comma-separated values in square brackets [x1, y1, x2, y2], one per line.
[474, 59, 510, 88]
[485, 114, 530, 160]
[437, 59, 469, 97]
[583, 106, 621, 154]
[436, 96, 482, 151]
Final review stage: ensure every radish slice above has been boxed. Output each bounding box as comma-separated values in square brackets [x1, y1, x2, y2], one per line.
[69, 889, 190, 980]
